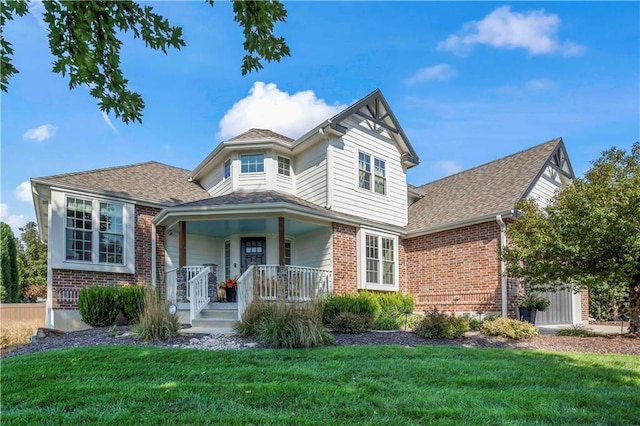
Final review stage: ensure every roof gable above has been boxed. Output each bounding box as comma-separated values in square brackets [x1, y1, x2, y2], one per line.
[329, 89, 419, 166]
[229, 128, 294, 143]
[33, 161, 210, 205]
[407, 138, 569, 234]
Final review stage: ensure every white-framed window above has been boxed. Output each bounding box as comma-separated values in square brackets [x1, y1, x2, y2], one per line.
[224, 159, 231, 179]
[285, 239, 292, 265]
[278, 156, 291, 176]
[359, 151, 386, 195]
[358, 152, 371, 190]
[224, 240, 231, 280]
[359, 229, 398, 290]
[65, 197, 125, 265]
[240, 154, 264, 173]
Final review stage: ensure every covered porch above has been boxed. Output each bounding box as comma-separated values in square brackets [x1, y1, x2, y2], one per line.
[154, 202, 336, 325]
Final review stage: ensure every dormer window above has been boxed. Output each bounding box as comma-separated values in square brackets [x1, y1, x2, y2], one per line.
[278, 156, 291, 176]
[240, 154, 264, 173]
[224, 159, 231, 179]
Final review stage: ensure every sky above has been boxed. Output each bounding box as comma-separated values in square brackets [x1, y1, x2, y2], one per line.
[2, 1, 639, 236]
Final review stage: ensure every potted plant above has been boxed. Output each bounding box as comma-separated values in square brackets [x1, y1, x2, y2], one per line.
[225, 277, 238, 303]
[517, 294, 550, 325]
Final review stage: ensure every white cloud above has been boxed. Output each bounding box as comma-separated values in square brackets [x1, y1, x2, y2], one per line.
[405, 64, 456, 85]
[218, 82, 347, 140]
[496, 78, 556, 96]
[101, 111, 120, 136]
[437, 6, 585, 56]
[23, 124, 56, 142]
[16, 181, 32, 202]
[434, 160, 463, 176]
[0, 203, 26, 233]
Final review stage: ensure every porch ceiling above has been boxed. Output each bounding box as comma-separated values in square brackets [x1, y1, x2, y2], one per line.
[170, 218, 326, 238]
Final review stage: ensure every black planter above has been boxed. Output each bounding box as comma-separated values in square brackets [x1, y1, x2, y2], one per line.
[226, 287, 236, 303]
[518, 306, 537, 324]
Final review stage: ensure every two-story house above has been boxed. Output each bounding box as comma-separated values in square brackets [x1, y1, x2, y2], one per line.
[30, 89, 587, 331]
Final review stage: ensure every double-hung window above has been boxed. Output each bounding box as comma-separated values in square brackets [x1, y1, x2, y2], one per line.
[224, 159, 231, 179]
[359, 151, 386, 195]
[66, 197, 93, 261]
[360, 230, 398, 290]
[278, 156, 291, 176]
[240, 154, 264, 173]
[99, 202, 124, 264]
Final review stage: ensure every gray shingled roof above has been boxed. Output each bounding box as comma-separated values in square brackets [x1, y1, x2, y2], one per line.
[407, 138, 562, 233]
[229, 128, 294, 143]
[178, 190, 328, 212]
[34, 161, 210, 205]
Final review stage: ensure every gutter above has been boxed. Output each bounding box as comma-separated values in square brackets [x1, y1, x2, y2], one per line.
[405, 210, 514, 238]
[496, 214, 508, 317]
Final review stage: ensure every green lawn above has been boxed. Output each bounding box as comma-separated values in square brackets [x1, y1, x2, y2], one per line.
[2, 345, 639, 425]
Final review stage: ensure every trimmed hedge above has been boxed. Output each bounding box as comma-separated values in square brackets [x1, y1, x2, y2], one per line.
[323, 291, 416, 331]
[119, 285, 146, 324]
[78, 286, 120, 327]
[480, 317, 538, 340]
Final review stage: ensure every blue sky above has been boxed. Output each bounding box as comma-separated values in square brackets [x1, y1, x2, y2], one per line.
[2, 1, 639, 235]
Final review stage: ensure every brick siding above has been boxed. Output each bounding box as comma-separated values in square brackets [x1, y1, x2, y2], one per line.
[404, 221, 503, 315]
[52, 205, 164, 309]
[581, 288, 589, 321]
[331, 223, 358, 294]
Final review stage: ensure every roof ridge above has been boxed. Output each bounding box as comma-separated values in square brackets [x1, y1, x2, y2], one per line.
[35, 161, 191, 181]
[417, 137, 561, 189]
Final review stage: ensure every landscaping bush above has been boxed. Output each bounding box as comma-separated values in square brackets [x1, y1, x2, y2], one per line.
[330, 311, 372, 334]
[373, 314, 400, 331]
[119, 285, 146, 324]
[136, 289, 181, 341]
[322, 293, 380, 325]
[22, 284, 47, 302]
[235, 300, 277, 336]
[415, 308, 470, 339]
[480, 317, 538, 340]
[0, 320, 41, 348]
[78, 286, 120, 327]
[257, 301, 333, 348]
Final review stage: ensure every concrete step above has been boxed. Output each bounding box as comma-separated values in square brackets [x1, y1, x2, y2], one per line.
[192, 317, 238, 329]
[182, 326, 235, 335]
[206, 302, 238, 310]
[199, 309, 238, 320]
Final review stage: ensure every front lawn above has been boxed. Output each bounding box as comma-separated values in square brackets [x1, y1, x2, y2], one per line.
[2, 345, 639, 425]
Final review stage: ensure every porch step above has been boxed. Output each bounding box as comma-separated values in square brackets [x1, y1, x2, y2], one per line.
[206, 302, 238, 310]
[199, 309, 238, 320]
[191, 317, 238, 329]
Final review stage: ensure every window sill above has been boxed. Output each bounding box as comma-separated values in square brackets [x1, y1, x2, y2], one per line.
[54, 260, 134, 275]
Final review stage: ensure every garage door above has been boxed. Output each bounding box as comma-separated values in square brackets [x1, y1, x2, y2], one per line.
[535, 289, 576, 325]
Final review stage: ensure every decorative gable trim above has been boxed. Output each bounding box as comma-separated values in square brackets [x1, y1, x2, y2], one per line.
[521, 138, 575, 201]
[329, 89, 420, 167]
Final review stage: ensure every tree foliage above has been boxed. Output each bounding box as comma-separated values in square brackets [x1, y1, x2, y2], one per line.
[17, 221, 47, 293]
[1, 0, 290, 123]
[503, 142, 640, 334]
[0, 222, 21, 303]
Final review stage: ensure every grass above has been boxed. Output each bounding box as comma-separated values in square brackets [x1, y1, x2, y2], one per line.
[0, 320, 41, 348]
[2, 345, 639, 425]
[556, 325, 602, 337]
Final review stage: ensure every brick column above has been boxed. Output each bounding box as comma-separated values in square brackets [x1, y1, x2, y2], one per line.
[204, 264, 218, 302]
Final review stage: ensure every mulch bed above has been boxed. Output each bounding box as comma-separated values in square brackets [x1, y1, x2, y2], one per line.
[3, 326, 639, 358]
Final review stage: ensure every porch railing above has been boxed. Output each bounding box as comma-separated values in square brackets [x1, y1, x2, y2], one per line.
[237, 265, 333, 320]
[165, 266, 206, 303]
[189, 266, 210, 322]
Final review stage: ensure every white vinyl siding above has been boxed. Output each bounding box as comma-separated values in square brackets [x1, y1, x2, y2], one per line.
[165, 233, 222, 274]
[295, 227, 332, 270]
[527, 165, 566, 208]
[331, 116, 408, 226]
[295, 140, 328, 206]
[201, 161, 228, 196]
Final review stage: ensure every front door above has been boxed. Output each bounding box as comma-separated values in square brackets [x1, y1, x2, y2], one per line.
[240, 237, 266, 273]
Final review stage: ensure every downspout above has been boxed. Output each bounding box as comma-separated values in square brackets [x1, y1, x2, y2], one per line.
[496, 215, 508, 317]
[151, 222, 157, 289]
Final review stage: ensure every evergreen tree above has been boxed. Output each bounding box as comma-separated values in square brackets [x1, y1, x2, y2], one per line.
[0, 222, 21, 302]
[17, 221, 47, 299]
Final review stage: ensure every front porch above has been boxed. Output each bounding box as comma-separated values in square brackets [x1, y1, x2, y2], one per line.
[166, 264, 333, 329]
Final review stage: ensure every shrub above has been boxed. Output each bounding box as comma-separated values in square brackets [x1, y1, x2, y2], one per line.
[78, 286, 120, 327]
[556, 325, 601, 337]
[136, 289, 181, 341]
[322, 293, 380, 324]
[119, 285, 146, 324]
[373, 314, 399, 331]
[257, 301, 333, 348]
[235, 300, 277, 336]
[480, 317, 538, 340]
[22, 284, 47, 302]
[331, 311, 372, 334]
[415, 308, 470, 339]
